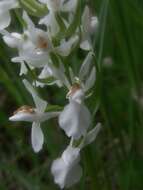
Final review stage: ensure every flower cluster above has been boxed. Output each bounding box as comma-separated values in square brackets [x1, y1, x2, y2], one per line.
[0, 0, 101, 188]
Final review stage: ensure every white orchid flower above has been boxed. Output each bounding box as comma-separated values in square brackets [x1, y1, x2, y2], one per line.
[35, 55, 71, 89]
[55, 35, 79, 57]
[77, 52, 96, 92]
[51, 145, 82, 189]
[35, 63, 67, 88]
[9, 79, 60, 152]
[11, 11, 52, 65]
[58, 52, 96, 139]
[0, 30, 23, 49]
[39, 11, 60, 37]
[0, 29, 30, 75]
[80, 6, 98, 51]
[79, 122, 102, 149]
[38, 60, 70, 88]
[39, 0, 77, 36]
[51, 123, 101, 189]
[0, 0, 19, 30]
[1, 11, 52, 69]
[36, 65, 62, 88]
[0, 29, 49, 75]
[66, 52, 96, 100]
[1, 11, 78, 72]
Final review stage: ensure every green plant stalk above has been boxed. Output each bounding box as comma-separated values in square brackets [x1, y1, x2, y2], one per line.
[84, 148, 100, 190]
[97, 0, 109, 70]
[19, 0, 48, 17]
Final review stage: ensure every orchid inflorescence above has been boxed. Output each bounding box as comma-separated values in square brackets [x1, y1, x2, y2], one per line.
[0, 0, 101, 188]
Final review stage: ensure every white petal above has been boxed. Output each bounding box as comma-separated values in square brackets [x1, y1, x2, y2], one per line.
[31, 122, 44, 152]
[59, 101, 91, 139]
[12, 53, 49, 68]
[62, 146, 80, 165]
[38, 0, 47, 4]
[65, 164, 82, 188]
[0, 11, 11, 30]
[19, 62, 28, 75]
[80, 123, 102, 148]
[39, 12, 59, 37]
[50, 63, 70, 89]
[61, 0, 77, 12]
[0, 0, 18, 11]
[56, 35, 79, 57]
[90, 16, 99, 34]
[46, 0, 60, 11]
[23, 13, 50, 49]
[23, 79, 47, 112]
[84, 66, 96, 91]
[38, 65, 53, 79]
[35, 81, 45, 88]
[69, 89, 85, 104]
[80, 40, 92, 51]
[2, 31, 22, 48]
[79, 52, 93, 81]
[81, 6, 90, 36]
[39, 112, 60, 122]
[51, 158, 67, 189]
[9, 112, 37, 122]
[11, 56, 24, 63]
[23, 12, 49, 47]
[23, 11, 35, 32]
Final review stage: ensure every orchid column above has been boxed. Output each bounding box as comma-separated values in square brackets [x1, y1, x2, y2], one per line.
[0, 0, 101, 188]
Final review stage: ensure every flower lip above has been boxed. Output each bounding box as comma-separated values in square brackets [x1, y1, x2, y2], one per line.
[13, 105, 35, 115]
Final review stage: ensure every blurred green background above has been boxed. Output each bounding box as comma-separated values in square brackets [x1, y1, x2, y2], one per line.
[1, 0, 143, 189]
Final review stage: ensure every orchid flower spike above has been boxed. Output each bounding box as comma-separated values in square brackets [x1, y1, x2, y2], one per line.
[0, 0, 19, 30]
[9, 79, 60, 152]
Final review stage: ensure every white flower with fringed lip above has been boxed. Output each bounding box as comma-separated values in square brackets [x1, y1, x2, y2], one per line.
[0, 0, 19, 30]
[59, 52, 96, 139]
[51, 123, 101, 189]
[9, 79, 60, 152]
